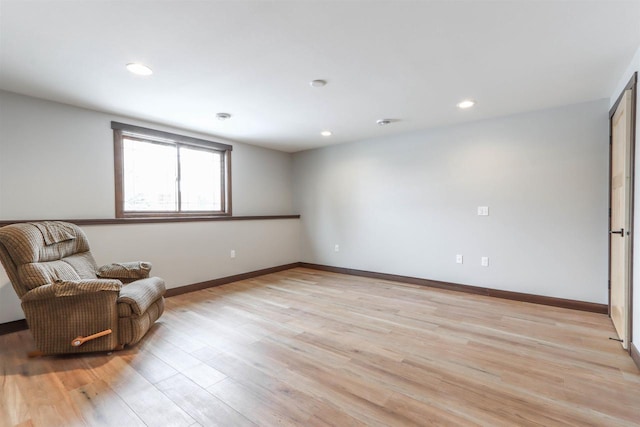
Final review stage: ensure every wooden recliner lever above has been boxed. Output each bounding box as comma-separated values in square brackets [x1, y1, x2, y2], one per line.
[71, 329, 113, 347]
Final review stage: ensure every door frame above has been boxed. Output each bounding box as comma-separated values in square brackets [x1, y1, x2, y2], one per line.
[609, 71, 637, 352]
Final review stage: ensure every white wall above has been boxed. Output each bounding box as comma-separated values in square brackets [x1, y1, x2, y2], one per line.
[0, 91, 299, 323]
[293, 100, 609, 304]
[611, 45, 640, 354]
[0, 91, 293, 218]
[0, 90, 615, 325]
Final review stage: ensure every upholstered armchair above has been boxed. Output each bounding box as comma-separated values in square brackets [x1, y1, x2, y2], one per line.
[0, 221, 165, 355]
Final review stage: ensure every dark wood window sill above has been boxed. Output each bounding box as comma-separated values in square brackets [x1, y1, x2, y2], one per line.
[0, 215, 300, 227]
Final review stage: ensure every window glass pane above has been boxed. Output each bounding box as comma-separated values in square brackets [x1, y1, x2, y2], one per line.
[123, 138, 178, 211]
[180, 146, 222, 211]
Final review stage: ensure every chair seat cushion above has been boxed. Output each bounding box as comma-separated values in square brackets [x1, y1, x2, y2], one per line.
[117, 277, 165, 317]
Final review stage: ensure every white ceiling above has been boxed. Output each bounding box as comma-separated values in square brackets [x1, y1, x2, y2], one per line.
[1, 1, 639, 152]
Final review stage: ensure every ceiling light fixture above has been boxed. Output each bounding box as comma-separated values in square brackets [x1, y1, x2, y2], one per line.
[320, 130, 332, 137]
[376, 119, 393, 126]
[310, 79, 327, 87]
[457, 99, 475, 109]
[216, 112, 231, 121]
[126, 63, 153, 76]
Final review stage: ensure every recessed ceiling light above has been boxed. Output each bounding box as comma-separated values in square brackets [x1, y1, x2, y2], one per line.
[216, 112, 231, 121]
[320, 130, 332, 137]
[310, 79, 327, 87]
[126, 63, 153, 76]
[457, 99, 475, 109]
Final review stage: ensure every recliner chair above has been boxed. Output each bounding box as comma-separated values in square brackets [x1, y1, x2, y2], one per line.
[0, 221, 165, 355]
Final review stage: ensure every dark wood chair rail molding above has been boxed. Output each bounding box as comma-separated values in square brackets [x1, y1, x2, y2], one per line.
[0, 261, 610, 337]
[0, 215, 300, 227]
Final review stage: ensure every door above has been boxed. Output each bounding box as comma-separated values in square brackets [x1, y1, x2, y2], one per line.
[610, 88, 633, 349]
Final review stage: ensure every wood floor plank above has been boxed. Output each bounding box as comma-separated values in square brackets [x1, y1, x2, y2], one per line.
[83, 354, 195, 426]
[156, 373, 256, 427]
[119, 348, 180, 385]
[1, 267, 640, 426]
[68, 379, 145, 427]
[207, 378, 304, 427]
[204, 350, 350, 425]
[0, 335, 31, 427]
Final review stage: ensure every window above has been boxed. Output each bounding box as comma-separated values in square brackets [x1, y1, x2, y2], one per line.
[112, 122, 232, 218]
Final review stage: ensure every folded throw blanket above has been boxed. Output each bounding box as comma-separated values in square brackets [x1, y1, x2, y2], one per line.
[30, 221, 76, 245]
[98, 262, 152, 280]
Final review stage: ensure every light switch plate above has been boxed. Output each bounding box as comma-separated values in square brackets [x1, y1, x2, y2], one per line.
[481, 256, 489, 267]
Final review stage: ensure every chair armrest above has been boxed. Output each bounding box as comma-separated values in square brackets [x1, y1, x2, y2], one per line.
[21, 279, 122, 302]
[118, 277, 165, 316]
[97, 262, 152, 281]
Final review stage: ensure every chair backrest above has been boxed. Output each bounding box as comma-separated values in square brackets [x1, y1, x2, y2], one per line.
[0, 221, 98, 298]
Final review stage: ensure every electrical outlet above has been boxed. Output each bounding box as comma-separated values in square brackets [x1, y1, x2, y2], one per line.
[334, 244, 340, 252]
[230, 250, 236, 259]
[481, 256, 489, 267]
[477, 206, 489, 216]
[456, 254, 463, 264]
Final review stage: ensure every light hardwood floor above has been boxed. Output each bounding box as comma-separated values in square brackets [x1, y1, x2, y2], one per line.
[1, 267, 639, 426]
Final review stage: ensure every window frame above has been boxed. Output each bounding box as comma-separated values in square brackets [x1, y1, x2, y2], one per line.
[112, 121, 232, 218]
